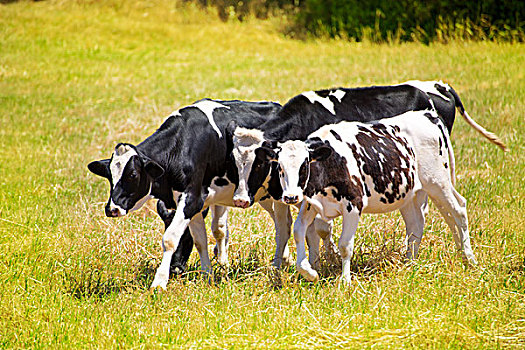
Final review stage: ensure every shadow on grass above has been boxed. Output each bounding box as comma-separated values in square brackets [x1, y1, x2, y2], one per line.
[315, 240, 405, 283]
[63, 239, 408, 298]
[64, 258, 157, 300]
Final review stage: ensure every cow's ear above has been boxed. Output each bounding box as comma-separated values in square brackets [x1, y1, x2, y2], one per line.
[261, 140, 278, 149]
[308, 141, 332, 162]
[88, 159, 111, 178]
[145, 160, 164, 179]
[225, 120, 237, 139]
[255, 146, 278, 162]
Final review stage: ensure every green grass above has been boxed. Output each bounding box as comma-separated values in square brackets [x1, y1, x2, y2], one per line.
[1, 0, 524, 348]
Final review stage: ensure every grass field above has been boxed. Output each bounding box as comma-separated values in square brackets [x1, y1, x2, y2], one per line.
[1, 0, 524, 348]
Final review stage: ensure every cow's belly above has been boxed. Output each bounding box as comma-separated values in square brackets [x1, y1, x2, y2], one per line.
[362, 181, 421, 214]
[362, 193, 413, 214]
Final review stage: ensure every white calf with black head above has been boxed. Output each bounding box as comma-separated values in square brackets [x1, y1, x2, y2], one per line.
[258, 110, 477, 283]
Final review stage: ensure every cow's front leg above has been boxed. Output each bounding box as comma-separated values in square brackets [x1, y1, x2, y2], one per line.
[305, 223, 321, 270]
[340, 207, 360, 284]
[306, 217, 337, 270]
[294, 201, 318, 282]
[211, 205, 229, 266]
[315, 218, 338, 261]
[151, 193, 202, 290]
[188, 212, 212, 276]
[270, 200, 293, 268]
[259, 199, 292, 269]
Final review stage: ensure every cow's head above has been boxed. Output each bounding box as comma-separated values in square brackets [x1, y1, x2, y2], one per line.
[256, 138, 332, 205]
[87, 143, 164, 217]
[230, 126, 273, 208]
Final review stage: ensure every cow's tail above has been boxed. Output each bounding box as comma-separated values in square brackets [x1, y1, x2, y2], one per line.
[448, 86, 508, 152]
[447, 137, 457, 187]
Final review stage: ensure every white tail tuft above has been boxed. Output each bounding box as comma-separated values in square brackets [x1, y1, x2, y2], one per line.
[460, 109, 508, 152]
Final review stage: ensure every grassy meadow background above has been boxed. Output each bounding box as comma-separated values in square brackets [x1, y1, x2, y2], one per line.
[1, 0, 524, 348]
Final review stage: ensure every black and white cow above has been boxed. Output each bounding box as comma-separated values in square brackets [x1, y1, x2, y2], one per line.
[258, 109, 477, 283]
[231, 80, 505, 265]
[88, 99, 291, 289]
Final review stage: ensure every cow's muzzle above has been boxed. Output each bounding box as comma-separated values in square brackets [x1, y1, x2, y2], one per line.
[105, 203, 126, 217]
[233, 196, 251, 209]
[283, 195, 299, 205]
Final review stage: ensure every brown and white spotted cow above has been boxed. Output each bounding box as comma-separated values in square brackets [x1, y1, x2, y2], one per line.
[257, 109, 477, 283]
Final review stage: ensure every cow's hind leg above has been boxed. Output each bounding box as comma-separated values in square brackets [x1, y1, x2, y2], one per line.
[400, 191, 427, 260]
[427, 185, 477, 266]
[211, 205, 229, 266]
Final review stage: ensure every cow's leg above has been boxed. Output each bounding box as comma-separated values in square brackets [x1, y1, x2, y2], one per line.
[260, 199, 293, 268]
[170, 228, 194, 275]
[156, 200, 194, 275]
[211, 205, 229, 266]
[294, 202, 318, 282]
[315, 217, 338, 262]
[305, 223, 320, 270]
[400, 191, 427, 260]
[339, 207, 360, 284]
[426, 185, 477, 266]
[306, 217, 337, 270]
[151, 193, 203, 290]
[188, 213, 212, 276]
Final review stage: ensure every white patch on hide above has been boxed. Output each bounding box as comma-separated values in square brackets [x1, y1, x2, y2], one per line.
[329, 89, 346, 102]
[302, 91, 336, 115]
[399, 80, 451, 101]
[188, 100, 230, 138]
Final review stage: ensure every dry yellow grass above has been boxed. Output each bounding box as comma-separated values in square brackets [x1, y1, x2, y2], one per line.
[0, 0, 523, 348]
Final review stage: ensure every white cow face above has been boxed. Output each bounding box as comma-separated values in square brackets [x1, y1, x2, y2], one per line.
[88, 143, 164, 217]
[231, 127, 270, 208]
[256, 138, 332, 205]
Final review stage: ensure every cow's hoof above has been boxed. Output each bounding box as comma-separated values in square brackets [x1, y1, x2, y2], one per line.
[282, 255, 295, 268]
[298, 262, 319, 282]
[217, 255, 229, 267]
[340, 274, 352, 286]
[150, 276, 168, 291]
[463, 254, 478, 267]
[268, 267, 283, 288]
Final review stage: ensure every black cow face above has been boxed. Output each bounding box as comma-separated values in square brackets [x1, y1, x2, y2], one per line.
[88, 143, 164, 217]
[242, 140, 277, 200]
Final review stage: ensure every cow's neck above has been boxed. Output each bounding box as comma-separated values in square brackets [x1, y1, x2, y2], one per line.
[135, 126, 184, 206]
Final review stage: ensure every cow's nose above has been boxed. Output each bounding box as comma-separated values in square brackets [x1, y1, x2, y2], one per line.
[283, 195, 299, 204]
[105, 207, 121, 217]
[233, 198, 250, 209]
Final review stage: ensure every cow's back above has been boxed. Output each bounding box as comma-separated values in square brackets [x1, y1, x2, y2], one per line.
[263, 84, 439, 142]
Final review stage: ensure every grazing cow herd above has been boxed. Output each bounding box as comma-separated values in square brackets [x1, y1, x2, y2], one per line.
[88, 81, 506, 289]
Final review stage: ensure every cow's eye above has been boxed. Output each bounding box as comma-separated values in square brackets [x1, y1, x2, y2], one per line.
[129, 172, 137, 180]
